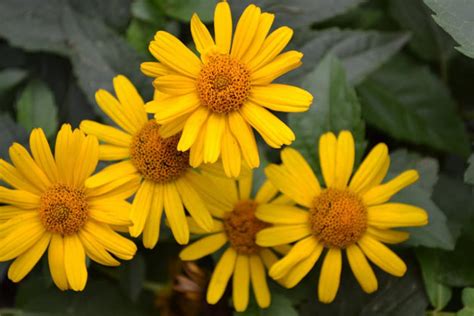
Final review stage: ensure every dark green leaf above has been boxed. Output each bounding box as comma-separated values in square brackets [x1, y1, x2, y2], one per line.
[424, 0, 474, 59]
[465, 154, 474, 185]
[231, 0, 365, 28]
[389, 0, 455, 62]
[459, 288, 474, 316]
[235, 293, 298, 316]
[288, 29, 410, 85]
[289, 54, 365, 175]
[416, 248, 452, 311]
[119, 254, 146, 302]
[388, 150, 454, 250]
[0, 68, 28, 98]
[358, 55, 470, 157]
[68, 0, 132, 32]
[0, 261, 8, 283]
[0, 114, 27, 157]
[156, 0, 214, 23]
[15, 79, 58, 138]
[439, 234, 474, 287]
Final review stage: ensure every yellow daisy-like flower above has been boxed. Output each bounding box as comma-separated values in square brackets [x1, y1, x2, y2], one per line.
[179, 170, 291, 312]
[141, 1, 313, 177]
[256, 131, 429, 303]
[0, 125, 137, 291]
[80, 75, 213, 247]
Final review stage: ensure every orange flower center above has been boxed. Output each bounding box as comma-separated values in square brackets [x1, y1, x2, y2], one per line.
[223, 200, 268, 255]
[39, 184, 89, 235]
[130, 121, 190, 183]
[197, 54, 251, 114]
[309, 188, 367, 248]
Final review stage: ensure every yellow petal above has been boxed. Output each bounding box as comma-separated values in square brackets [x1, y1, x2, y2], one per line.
[143, 184, 164, 249]
[256, 204, 308, 225]
[95, 89, 139, 135]
[88, 199, 132, 226]
[0, 159, 40, 194]
[249, 255, 270, 308]
[180, 233, 228, 261]
[64, 234, 88, 291]
[249, 84, 312, 112]
[80, 120, 132, 147]
[8, 233, 51, 282]
[349, 143, 389, 194]
[99, 145, 130, 161]
[87, 174, 141, 200]
[255, 180, 278, 204]
[334, 131, 355, 189]
[233, 254, 250, 312]
[231, 4, 261, 59]
[346, 244, 378, 293]
[189, 127, 205, 167]
[248, 26, 293, 71]
[140, 62, 171, 77]
[83, 220, 137, 260]
[78, 230, 120, 266]
[158, 112, 190, 138]
[203, 114, 225, 164]
[191, 13, 214, 55]
[281, 147, 321, 196]
[318, 248, 342, 304]
[264, 164, 313, 207]
[186, 217, 224, 234]
[278, 244, 322, 288]
[366, 227, 410, 244]
[238, 173, 252, 200]
[207, 247, 237, 304]
[163, 181, 189, 245]
[48, 234, 69, 290]
[251, 51, 302, 85]
[73, 134, 99, 187]
[152, 93, 201, 125]
[0, 206, 27, 222]
[30, 128, 59, 183]
[269, 236, 318, 279]
[149, 31, 201, 78]
[367, 203, 428, 228]
[363, 170, 420, 206]
[358, 234, 407, 277]
[129, 180, 154, 237]
[256, 224, 311, 247]
[241, 13, 274, 63]
[228, 111, 259, 168]
[240, 102, 295, 148]
[9, 143, 50, 191]
[319, 132, 337, 188]
[85, 160, 138, 188]
[113, 75, 148, 128]
[153, 74, 197, 95]
[214, 1, 232, 54]
[222, 124, 242, 178]
[0, 187, 39, 209]
[259, 248, 278, 270]
[178, 107, 209, 151]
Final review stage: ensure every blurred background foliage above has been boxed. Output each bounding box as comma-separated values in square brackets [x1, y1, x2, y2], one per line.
[0, 0, 473, 315]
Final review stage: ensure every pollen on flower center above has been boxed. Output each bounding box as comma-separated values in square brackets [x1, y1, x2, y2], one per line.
[130, 121, 190, 183]
[309, 188, 367, 248]
[197, 54, 251, 114]
[223, 200, 268, 255]
[39, 184, 89, 235]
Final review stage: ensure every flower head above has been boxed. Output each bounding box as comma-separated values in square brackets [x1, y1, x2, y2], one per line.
[256, 131, 428, 303]
[0, 125, 137, 291]
[179, 170, 291, 312]
[80, 75, 213, 247]
[141, 1, 313, 177]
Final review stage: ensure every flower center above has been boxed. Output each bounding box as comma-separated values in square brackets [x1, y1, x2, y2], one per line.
[223, 200, 268, 255]
[197, 54, 251, 114]
[39, 184, 89, 235]
[309, 188, 367, 248]
[130, 121, 190, 183]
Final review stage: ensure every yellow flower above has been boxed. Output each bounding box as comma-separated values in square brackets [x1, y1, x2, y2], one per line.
[179, 170, 291, 312]
[0, 125, 137, 291]
[141, 1, 313, 178]
[80, 75, 213, 247]
[256, 131, 429, 303]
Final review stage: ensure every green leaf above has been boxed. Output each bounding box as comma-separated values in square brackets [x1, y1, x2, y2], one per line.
[235, 293, 298, 316]
[388, 150, 455, 250]
[15, 79, 58, 138]
[465, 154, 474, 185]
[231, 0, 365, 28]
[357, 55, 469, 157]
[459, 288, 474, 316]
[287, 29, 410, 85]
[424, 0, 474, 59]
[155, 0, 214, 23]
[0, 68, 27, 98]
[0, 114, 27, 157]
[288, 54, 365, 175]
[389, 0, 455, 62]
[439, 234, 474, 287]
[416, 248, 452, 311]
[119, 254, 146, 302]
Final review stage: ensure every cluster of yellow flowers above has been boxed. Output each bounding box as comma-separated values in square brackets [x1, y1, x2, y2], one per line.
[0, 1, 428, 312]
